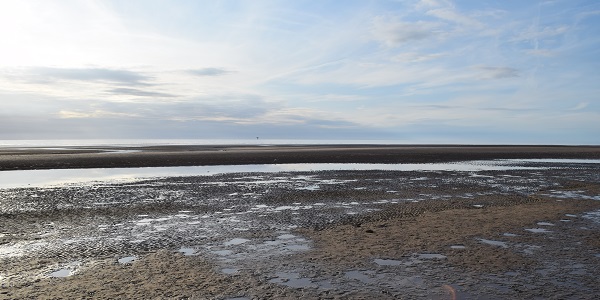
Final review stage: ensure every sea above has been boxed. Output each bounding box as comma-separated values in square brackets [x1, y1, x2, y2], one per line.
[0, 139, 407, 147]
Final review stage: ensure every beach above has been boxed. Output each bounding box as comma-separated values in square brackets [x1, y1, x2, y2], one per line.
[1, 145, 600, 170]
[1, 145, 600, 299]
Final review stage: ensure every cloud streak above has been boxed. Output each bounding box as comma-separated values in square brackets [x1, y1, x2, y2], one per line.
[187, 68, 232, 77]
[31, 67, 152, 86]
[476, 67, 519, 79]
[371, 17, 440, 47]
[107, 88, 177, 98]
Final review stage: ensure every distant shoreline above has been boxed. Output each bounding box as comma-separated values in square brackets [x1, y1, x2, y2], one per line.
[1, 145, 599, 171]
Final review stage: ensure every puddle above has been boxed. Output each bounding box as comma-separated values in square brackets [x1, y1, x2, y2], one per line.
[503, 233, 518, 237]
[178, 247, 196, 256]
[118, 256, 136, 264]
[277, 234, 296, 239]
[518, 244, 541, 255]
[583, 210, 600, 224]
[450, 245, 466, 249]
[207, 232, 311, 264]
[478, 238, 508, 248]
[49, 269, 71, 277]
[525, 228, 552, 233]
[268, 272, 332, 289]
[297, 185, 320, 191]
[252, 236, 311, 253]
[374, 253, 446, 267]
[268, 272, 316, 288]
[543, 191, 600, 201]
[213, 250, 233, 256]
[374, 259, 403, 266]
[418, 253, 447, 259]
[537, 222, 555, 226]
[504, 159, 600, 164]
[222, 268, 239, 274]
[224, 238, 250, 246]
[345, 270, 375, 284]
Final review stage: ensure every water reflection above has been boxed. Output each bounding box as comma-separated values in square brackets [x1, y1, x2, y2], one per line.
[0, 159, 598, 189]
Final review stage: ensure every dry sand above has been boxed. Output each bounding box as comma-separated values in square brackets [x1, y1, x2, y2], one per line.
[1, 145, 600, 299]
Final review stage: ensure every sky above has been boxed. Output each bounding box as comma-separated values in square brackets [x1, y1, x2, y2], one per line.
[0, 0, 599, 144]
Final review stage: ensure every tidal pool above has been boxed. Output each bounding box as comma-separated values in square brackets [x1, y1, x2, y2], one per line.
[0, 159, 564, 189]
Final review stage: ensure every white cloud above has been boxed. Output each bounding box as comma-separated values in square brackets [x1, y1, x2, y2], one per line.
[512, 25, 569, 42]
[107, 88, 177, 98]
[187, 68, 233, 77]
[569, 102, 588, 111]
[475, 66, 519, 80]
[371, 17, 441, 47]
[31, 67, 152, 86]
[426, 8, 483, 28]
[525, 49, 556, 57]
[392, 52, 446, 63]
[415, 0, 448, 10]
[58, 110, 138, 119]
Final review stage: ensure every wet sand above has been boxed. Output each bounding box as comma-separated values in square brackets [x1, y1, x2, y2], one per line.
[1, 145, 599, 170]
[1, 146, 600, 299]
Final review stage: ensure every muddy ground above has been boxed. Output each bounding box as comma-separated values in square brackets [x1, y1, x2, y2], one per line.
[1, 145, 600, 170]
[1, 149, 600, 299]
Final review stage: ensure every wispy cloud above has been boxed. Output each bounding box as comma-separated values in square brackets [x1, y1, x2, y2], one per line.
[392, 52, 446, 63]
[570, 102, 588, 111]
[107, 88, 177, 98]
[476, 66, 519, 79]
[512, 25, 569, 42]
[187, 68, 233, 77]
[371, 17, 440, 47]
[426, 8, 483, 28]
[31, 67, 152, 86]
[525, 49, 556, 57]
[58, 109, 138, 119]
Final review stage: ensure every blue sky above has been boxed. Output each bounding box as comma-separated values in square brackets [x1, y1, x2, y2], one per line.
[0, 0, 598, 143]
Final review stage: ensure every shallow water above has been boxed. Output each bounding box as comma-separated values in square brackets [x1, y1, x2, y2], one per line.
[118, 256, 136, 264]
[450, 245, 466, 249]
[418, 253, 447, 259]
[49, 269, 70, 277]
[0, 160, 556, 189]
[268, 272, 317, 288]
[525, 228, 552, 233]
[478, 238, 508, 248]
[345, 270, 376, 283]
[222, 268, 239, 274]
[374, 259, 403, 266]
[3, 158, 600, 189]
[178, 247, 196, 256]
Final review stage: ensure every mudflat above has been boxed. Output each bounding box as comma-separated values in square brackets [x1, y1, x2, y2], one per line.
[1, 144, 599, 170]
[1, 146, 600, 299]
